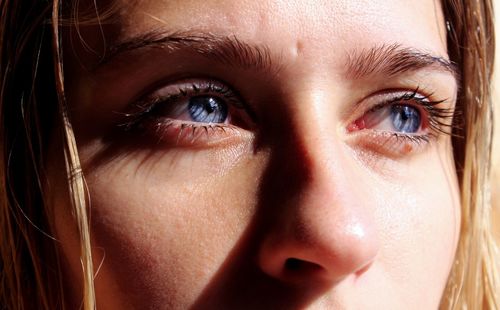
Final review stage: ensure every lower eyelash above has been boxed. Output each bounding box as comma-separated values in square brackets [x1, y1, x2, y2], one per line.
[391, 132, 431, 144]
[147, 118, 239, 146]
[349, 130, 433, 158]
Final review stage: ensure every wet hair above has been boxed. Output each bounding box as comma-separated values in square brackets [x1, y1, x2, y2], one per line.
[0, 0, 498, 309]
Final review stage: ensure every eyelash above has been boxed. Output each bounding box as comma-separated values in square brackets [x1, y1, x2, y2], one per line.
[119, 82, 455, 152]
[120, 80, 248, 131]
[349, 87, 457, 156]
[362, 88, 454, 138]
[393, 88, 453, 133]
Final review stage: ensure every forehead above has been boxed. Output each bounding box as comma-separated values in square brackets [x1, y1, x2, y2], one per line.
[109, 0, 447, 56]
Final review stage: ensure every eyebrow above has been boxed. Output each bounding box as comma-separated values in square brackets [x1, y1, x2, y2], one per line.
[99, 30, 280, 74]
[345, 44, 459, 81]
[99, 30, 459, 83]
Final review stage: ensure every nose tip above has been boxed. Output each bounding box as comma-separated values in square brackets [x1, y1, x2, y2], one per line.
[258, 213, 379, 286]
[255, 111, 380, 288]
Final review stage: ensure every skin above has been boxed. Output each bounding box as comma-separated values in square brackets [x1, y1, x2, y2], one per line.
[49, 0, 461, 308]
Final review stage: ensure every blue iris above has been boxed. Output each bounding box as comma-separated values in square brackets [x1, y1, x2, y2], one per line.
[188, 96, 228, 123]
[390, 105, 421, 133]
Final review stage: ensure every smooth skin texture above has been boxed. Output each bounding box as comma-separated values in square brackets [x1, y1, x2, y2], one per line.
[49, 0, 461, 308]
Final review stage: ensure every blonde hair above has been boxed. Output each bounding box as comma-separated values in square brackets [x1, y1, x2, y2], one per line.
[0, 0, 497, 309]
[440, 0, 500, 308]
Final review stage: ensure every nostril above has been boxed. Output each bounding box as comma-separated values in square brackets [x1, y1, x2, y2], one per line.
[284, 258, 322, 274]
[285, 258, 303, 271]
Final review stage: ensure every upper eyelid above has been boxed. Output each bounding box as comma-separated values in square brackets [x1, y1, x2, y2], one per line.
[345, 88, 445, 119]
[137, 79, 244, 109]
[148, 84, 241, 117]
[126, 74, 453, 123]
[368, 90, 450, 116]
[147, 79, 234, 97]
[370, 90, 432, 110]
[343, 87, 455, 132]
[123, 79, 258, 126]
[362, 90, 456, 136]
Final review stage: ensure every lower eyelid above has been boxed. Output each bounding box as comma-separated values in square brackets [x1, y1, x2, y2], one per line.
[139, 118, 251, 148]
[346, 130, 432, 158]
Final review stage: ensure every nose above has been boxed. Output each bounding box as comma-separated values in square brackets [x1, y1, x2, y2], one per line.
[257, 127, 380, 287]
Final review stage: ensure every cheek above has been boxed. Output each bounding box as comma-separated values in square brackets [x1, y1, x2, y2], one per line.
[372, 143, 460, 305]
[84, 145, 266, 308]
[58, 137, 460, 308]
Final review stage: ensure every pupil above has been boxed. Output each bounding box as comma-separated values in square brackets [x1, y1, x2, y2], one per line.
[188, 96, 228, 123]
[390, 105, 420, 133]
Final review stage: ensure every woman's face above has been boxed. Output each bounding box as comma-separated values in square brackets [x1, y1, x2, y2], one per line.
[51, 0, 461, 308]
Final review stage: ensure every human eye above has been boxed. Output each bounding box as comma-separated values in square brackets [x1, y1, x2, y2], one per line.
[347, 88, 455, 157]
[121, 79, 255, 147]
